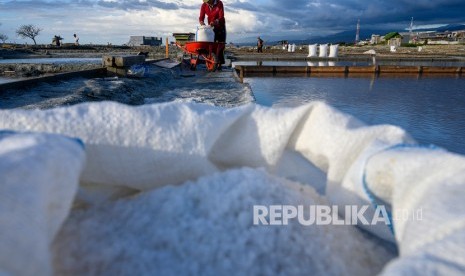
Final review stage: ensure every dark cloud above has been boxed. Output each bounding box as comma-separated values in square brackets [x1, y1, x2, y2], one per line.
[242, 0, 465, 32]
[1, 0, 464, 43]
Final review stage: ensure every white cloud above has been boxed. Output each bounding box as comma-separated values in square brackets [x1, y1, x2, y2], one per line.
[1, 0, 464, 45]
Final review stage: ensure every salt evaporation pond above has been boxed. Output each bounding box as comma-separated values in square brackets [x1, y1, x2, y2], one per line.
[2, 60, 464, 155]
[0, 58, 101, 64]
[2, 62, 465, 274]
[245, 76, 465, 155]
[0, 77, 16, 84]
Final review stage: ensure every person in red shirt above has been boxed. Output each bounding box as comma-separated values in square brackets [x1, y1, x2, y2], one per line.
[199, 0, 226, 69]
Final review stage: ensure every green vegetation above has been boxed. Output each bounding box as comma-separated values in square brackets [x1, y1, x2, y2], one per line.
[401, 43, 417, 47]
[384, 32, 401, 41]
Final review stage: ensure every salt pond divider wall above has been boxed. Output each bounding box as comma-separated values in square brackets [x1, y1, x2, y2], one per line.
[234, 65, 464, 81]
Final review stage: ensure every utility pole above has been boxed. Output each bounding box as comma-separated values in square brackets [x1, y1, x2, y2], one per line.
[355, 19, 360, 45]
[165, 37, 169, 58]
[409, 17, 415, 43]
[409, 17, 414, 36]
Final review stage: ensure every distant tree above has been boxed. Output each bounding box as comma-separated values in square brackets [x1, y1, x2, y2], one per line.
[0, 34, 8, 43]
[0, 23, 7, 43]
[16, 24, 42, 45]
[384, 32, 401, 41]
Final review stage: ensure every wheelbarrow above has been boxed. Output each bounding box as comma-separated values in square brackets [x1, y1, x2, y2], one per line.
[176, 41, 225, 72]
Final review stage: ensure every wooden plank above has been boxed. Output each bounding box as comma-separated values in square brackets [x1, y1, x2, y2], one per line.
[310, 66, 347, 73]
[274, 66, 307, 73]
[422, 66, 460, 74]
[379, 65, 419, 74]
[244, 66, 274, 73]
[235, 65, 465, 78]
[347, 66, 376, 74]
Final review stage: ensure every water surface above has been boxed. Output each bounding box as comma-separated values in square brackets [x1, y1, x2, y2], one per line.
[0, 58, 101, 64]
[245, 76, 465, 155]
[0, 77, 15, 84]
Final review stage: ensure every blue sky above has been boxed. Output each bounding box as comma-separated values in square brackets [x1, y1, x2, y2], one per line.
[0, 0, 464, 45]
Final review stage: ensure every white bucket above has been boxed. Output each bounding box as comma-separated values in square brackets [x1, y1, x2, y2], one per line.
[308, 44, 317, 57]
[196, 26, 215, 42]
[319, 44, 328, 57]
[329, 44, 339, 58]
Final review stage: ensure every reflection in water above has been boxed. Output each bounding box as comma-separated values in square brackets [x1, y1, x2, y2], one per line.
[369, 76, 376, 91]
[245, 76, 465, 155]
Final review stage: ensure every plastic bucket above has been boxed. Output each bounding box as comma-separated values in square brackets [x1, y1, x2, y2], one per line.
[196, 26, 215, 42]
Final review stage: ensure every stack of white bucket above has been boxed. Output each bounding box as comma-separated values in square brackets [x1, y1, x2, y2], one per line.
[307, 44, 339, 58]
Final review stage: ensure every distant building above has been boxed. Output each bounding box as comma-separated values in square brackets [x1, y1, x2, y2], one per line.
[384, 32, 403, 47]
[127, 36, 162, 46]
[455, 31, 465, 44]
[172, 33, 195, 46]
[410, 30, 465, 44]
[399, 32, 411, 44]
[388, 37, 402, 47]
[370, 35, 381, 44]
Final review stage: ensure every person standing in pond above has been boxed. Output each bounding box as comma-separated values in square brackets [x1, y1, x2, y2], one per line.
[257, 36, 264, 53]
[199, 0, 226, 70]
[73, 34, 79, 46]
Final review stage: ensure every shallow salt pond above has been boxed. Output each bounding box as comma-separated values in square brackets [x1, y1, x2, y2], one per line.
[0, 77, 16, 84]
[0, 58, 101, 64]
[244, 76, 465, 155]
[2, 59, 464, 156]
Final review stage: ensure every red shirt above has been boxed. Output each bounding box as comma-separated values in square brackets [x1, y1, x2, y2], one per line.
[199, 0, 225, 31]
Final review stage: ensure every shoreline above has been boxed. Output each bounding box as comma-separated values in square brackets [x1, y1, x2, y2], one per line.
[1, 44, 464, 80]
[228, 44, 465, 60]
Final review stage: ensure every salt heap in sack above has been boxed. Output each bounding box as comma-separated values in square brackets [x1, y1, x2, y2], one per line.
[1, 101, 465, 275]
